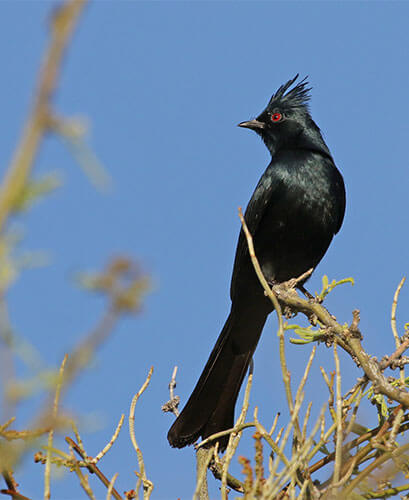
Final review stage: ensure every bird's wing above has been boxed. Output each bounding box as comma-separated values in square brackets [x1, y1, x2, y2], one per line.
[230, 166, 281, 299]
[333, 168, 346, 235]
[230, 155, 345, 299]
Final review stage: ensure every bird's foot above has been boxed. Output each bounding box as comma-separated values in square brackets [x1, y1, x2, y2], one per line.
[267, 281, 299, 319]
[268, 278, 299, 299]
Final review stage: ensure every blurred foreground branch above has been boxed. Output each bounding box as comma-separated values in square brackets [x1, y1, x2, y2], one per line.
[0, 0, 88, 233]
[0, 2, 153, 499]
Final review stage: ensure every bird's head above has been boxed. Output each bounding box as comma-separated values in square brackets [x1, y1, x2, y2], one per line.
[239, 75, 331, 158]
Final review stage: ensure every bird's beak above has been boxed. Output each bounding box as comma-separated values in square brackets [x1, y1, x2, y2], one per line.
[238, 119, 265, 130]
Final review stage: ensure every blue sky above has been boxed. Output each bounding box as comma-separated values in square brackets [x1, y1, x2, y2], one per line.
[1, 1, 409, 499]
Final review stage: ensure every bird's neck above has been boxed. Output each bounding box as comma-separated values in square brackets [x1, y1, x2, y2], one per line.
[293, 130, 333, 160]
[266, 126, 333, 161]
[299, 120, 332, 156]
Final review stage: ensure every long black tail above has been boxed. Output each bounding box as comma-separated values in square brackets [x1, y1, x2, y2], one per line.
[167, 305, 268, 450]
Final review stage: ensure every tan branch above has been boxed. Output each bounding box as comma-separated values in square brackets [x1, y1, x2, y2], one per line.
[44, 354, 68, 500]
[0, 0, 88, 232]
[65, 437, 122, 500]
[129, 367, 154, 499]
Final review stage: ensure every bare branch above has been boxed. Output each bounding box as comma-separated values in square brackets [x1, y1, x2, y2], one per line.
[129, 367, 154, 499]
[0, 0, 88, 232]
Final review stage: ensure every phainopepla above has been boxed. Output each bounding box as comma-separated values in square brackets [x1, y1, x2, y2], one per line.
[168, 75, 346, 450]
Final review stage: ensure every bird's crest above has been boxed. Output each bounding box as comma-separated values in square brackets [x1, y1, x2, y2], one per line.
[268, 74, 311, 111]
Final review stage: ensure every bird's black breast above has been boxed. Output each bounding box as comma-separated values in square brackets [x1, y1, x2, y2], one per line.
[230, 149, 345, 300]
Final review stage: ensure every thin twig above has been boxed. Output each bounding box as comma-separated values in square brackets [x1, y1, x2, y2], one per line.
[44, 354, 68, 500]
[391, 277, 406, 346]
[269, 403, 327, 495]
[253, 407, 289, 467]
[73, 466, 96, 500]
[209, 458, 244, 493]
[380, 338, 409, 371]
[294, 346, 316, 423]
[0, 490, 32, 500]
[1, 471, 31, 500]
[93, 414, 124, 464]
[344, 382, 367, 438]
[362, 481, 409, 499]
[221, 368, 253, 500]
[106, 473, 119, 500]
[196, 422, 255, 449]
[387, 406, 404, 449]
[0, 418, 16, 434]
[342, 441, 409, 496]
[308, 414, 409, 476]
[301, 402, 313, 443]
[269, 391, 305, 482]
[332, 342, 343, 489]
[161, 366, 180, 417]
[70, 420, 86, 455]
[238, 207, 300, 440]
[169, 366, 179, 416]
[238, 207, 283, 333]
[296, 479, 309, 500]
[65, 437, 122, 500]
[391, 277, 406, 385]
[268, 413, 280, 437]
[129, 366, 154, 499]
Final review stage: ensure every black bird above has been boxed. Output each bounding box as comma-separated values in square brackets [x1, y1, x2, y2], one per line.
[168, 75, 345, 450]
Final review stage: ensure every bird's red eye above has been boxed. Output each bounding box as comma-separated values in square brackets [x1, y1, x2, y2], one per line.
[271, 112, 282, 122]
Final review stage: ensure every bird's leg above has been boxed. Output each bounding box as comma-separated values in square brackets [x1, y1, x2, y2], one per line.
[275, 268, 315, 294]
[297, 284, 315, 301]
[297, 284, 325, 304]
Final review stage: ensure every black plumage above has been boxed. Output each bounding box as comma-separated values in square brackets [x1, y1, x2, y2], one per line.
[168, 75, 346, 450]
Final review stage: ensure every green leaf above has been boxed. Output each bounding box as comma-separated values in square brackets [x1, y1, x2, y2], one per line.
[287, 324, 325, 345]
[318, 275, 354, 301]
[289, 338, 314, 345]
[372, 394, 388, 419]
